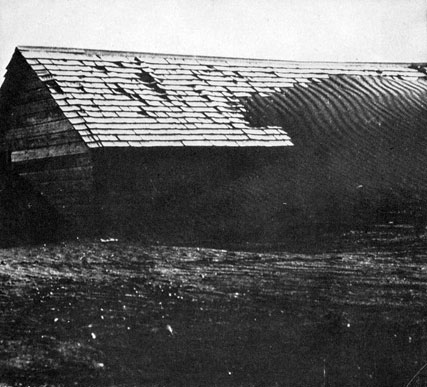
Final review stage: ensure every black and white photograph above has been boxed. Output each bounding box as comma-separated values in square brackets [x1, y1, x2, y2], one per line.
[1, 0, 427, 386]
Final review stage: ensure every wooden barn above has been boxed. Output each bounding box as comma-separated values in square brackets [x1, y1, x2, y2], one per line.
[1, 46, 427, 242]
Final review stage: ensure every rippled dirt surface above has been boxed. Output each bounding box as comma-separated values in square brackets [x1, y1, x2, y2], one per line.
[2, 226, 427, 386]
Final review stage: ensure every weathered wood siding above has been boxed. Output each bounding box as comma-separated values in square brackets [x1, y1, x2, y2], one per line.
[0, 53, 95, 234]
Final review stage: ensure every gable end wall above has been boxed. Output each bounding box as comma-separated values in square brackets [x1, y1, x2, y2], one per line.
[0, 52, 96, 234]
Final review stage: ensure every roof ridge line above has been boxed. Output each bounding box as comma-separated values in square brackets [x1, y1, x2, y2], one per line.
[16, 45, 427, 67]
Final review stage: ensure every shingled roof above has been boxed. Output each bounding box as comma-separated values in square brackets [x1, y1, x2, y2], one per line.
[5, 46, 427, 148]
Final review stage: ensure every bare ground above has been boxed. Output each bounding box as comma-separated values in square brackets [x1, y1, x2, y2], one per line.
[2, 226, 427, 386]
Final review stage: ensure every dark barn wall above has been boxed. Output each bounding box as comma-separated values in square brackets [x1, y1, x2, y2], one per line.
[0, 52, 96, 235]
[91, 133, 427, 243]
[92, 147, 293, 242]
[92, 136, 427, 245]
[11, 153, 95, 234]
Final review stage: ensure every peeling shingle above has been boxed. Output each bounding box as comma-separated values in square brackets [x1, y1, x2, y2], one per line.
[19, 46, 423, 148]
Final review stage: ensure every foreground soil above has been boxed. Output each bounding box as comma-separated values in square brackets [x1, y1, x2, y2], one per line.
[2, 227, 427, 386]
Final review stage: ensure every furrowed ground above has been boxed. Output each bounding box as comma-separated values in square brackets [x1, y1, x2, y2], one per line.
[2, 227, 427, 387]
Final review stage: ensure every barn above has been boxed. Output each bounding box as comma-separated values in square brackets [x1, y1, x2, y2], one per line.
[1, 46, 427, 243]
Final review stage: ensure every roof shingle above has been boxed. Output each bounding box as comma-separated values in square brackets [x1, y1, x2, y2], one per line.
[13, 46, 427, 148]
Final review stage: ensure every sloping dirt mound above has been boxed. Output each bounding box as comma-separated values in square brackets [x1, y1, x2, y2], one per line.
[0, 172, 59, 246]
